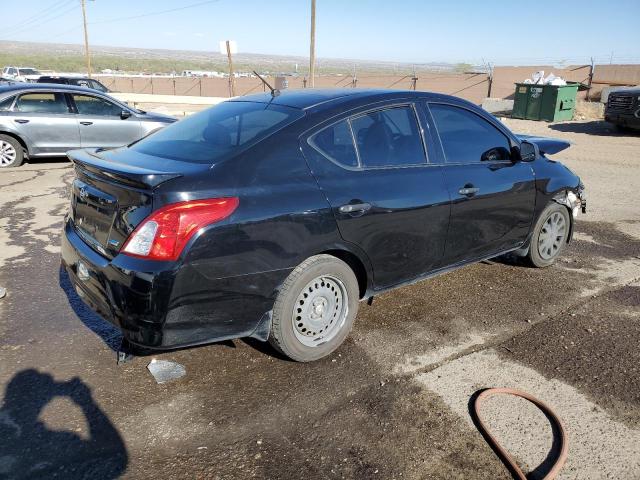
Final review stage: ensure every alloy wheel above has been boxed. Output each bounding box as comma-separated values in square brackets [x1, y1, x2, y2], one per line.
[0, 140, 17, 167]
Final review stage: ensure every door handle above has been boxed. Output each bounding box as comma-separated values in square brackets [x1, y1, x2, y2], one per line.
[80, 121, 93, 126]
[458, 185, 480, 197]
[14, 119, 29, 124]
[339, 202, 372, 215]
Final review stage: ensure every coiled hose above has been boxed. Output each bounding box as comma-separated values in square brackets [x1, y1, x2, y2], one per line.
[473, 388, 569, 480]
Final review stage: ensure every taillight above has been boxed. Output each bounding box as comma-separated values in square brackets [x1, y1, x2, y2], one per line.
[121, 197, 239, 261]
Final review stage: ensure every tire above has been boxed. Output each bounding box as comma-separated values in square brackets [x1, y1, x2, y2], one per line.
[527, 202, 571, 268]
[0, 134, 24, 168]
[269, 254, 359, 362]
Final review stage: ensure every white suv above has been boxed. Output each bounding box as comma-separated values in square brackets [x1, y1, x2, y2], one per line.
[2, 66, 41, 82]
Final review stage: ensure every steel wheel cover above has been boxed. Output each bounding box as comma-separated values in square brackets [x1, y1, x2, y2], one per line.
[292, 275, 349, 347]
[538, 211, 567, 260]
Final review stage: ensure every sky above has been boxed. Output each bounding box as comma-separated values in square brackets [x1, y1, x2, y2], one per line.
[2, 0, 640, 65]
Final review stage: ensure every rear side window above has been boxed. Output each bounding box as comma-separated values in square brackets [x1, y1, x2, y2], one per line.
[74, 79, 91, 88]
[309, 120, 358, 167]
[90, 80, 108, 92]
[309, 105, 426, 169]
[350, 106, 425, 167]
[73, 94, 122, 116]
[15, 92, 69, 114]
[0, 96, 15, 111]
[131, 101, 304, 164]
[430, 104, 512, 164]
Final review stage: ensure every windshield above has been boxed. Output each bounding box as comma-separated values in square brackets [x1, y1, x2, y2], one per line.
[130, 101, 304, 164]
[19, 68, 40, 75]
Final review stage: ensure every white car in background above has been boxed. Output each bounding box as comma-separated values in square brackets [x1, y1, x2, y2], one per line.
[2, 66, 42, 82]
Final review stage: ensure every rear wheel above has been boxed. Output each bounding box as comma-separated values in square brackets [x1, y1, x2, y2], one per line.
[269, 254, 359, 362]
[0, 135, 24, 168]
[527, 203, 570, 268]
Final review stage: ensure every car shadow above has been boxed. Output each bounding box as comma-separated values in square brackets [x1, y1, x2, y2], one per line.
[548, 121, 638, 137]
[58, 266, 122, 352]
[24, 156, 70, 167]
[0, 369, 128, 479]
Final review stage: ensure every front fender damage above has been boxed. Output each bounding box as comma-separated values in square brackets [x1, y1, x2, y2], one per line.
[514, 184, 587, 257]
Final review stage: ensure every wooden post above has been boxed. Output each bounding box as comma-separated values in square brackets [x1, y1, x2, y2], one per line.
[586, 57, 594, 102]
[309, 0, 316, 88]
[486, 63, 494, 98]
[226, 40, 236, 97]
[81, 0, 92, 77]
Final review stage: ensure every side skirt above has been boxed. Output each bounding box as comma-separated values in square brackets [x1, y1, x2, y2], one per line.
[364, 244, 524, 300]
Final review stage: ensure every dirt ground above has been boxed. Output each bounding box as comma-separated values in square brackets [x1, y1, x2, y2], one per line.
[0, 118, 639, 479]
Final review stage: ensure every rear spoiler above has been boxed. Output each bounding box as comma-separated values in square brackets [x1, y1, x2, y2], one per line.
[67, 149, 182, 189]
[516, 134, 571, 155]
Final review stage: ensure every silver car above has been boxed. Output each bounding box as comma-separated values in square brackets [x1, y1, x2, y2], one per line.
[0, 84, 176, 168]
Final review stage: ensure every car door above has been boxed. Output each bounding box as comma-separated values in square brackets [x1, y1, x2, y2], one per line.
[12, 91, 80, 155]
[301, 103, 450, 289]
[70, 93, 142, 148]
[425, 102, 536, 265]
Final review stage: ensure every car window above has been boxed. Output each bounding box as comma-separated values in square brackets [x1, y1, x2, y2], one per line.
[130, 101, 304, 164]
[350, 106, 425, 167]
[429, 103, 512, 164]
[9, 68, 17, 75]
[74, 79, 91, 88]
[73, 94, 122, 116]
[0, 96, 15, 111]
[309, 120, 358, 168]
[15, 92, 69, 114]
[90, 80, 108, 92]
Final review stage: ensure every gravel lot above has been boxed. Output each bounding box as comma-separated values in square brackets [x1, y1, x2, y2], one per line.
[0, 118, 638, 479]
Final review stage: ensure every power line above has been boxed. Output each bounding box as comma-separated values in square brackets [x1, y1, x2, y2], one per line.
[88, 0, 221, 26]
[4, 0, 74, 34]
[2, 0, 222, 42]
[1, 2, 78, 39]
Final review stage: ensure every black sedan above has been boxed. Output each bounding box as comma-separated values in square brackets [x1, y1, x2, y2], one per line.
[60, 89, 586, 362]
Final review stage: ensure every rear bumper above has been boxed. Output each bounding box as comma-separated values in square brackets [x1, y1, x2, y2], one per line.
[61, 220, 288, 349]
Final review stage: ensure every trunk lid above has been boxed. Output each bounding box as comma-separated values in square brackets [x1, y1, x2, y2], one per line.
[67, 147, 209, 259]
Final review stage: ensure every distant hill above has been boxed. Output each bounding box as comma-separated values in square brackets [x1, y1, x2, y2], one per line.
[0, 40, 463, 76]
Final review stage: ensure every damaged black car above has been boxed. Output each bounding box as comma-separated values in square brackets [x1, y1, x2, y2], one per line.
[61, 89, 586, 362]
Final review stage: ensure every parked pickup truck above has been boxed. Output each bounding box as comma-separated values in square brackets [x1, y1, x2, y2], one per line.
[605, 88, 640, 131]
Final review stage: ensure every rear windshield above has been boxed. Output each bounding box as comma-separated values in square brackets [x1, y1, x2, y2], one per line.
[130, 101, 304, 164]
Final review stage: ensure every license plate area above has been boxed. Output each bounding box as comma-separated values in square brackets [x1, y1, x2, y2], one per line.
[71, 179, 117, 248]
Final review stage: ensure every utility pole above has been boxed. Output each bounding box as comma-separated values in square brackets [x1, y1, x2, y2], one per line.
[226, 40, 236, 97]
[81, 0, 92, 77]
[309, 0, 316, 87]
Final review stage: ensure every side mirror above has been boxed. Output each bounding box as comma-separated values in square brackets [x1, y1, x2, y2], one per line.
[518, 141, 539, 162]
[120, 110, 132, 120]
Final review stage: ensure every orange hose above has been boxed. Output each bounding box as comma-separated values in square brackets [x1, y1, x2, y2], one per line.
[472, 388, 569, 480]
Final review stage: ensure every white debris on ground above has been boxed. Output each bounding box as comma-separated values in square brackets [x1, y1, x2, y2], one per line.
[523, 70, 567, 86]
[147, 359, 186, 384]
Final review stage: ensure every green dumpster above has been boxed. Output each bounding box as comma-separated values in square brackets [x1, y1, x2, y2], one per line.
[512, 82, 579, 122]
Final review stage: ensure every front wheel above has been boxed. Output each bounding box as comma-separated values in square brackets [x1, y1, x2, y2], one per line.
[269, 254, 359, 362]
[527, 203, 570, 268]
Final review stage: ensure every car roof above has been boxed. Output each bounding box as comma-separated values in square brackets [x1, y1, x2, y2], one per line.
[231, 88, 436, 110]
[0, 83, 101, 95]
[40, 75, 92, 80]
